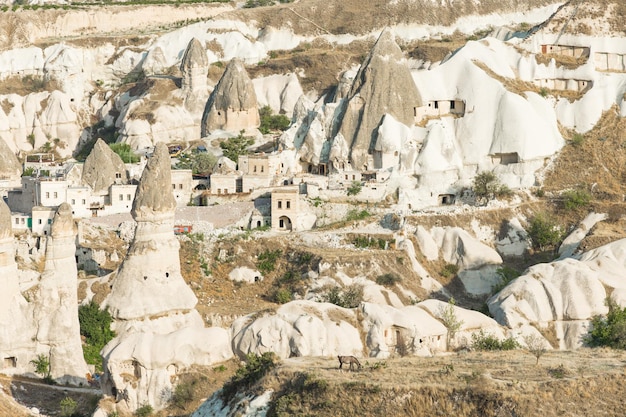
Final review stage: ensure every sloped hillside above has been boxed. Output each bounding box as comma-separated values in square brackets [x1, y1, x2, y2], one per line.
[194, 349, 626, 417]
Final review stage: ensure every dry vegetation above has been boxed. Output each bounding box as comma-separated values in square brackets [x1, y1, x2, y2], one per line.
[544, 107, 626, 199]
[240, 348, 626, 417]
[473, 60, 584, 102]
[0, 375, 100, 417]
[0, 74, 59, 96]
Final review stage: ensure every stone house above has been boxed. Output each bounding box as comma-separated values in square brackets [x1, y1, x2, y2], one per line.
[271, 187, 300, 231]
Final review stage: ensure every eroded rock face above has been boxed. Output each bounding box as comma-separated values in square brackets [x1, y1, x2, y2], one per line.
[200, 58, 260, 136]
[103, 143, 232, 412]
[131, 142, 176, 223]
[487, 239, 626, 349]
[0, 137, 21, 182]
[180, 38, 208, 94]
[82, 138, 128, 195]
[34, 203, 89, 385]
[337, 29, 422, 170]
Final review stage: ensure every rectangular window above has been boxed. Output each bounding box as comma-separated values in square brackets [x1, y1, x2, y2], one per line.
[115, 172, 122, 178]
[82, 199, 86, 205]
[71, 199, 75, 205]
[38, 219, 42, 225]
[47, 219, 52, 224]
[253, 166, 257, 173]
[127, 194, 131, 200]
[15, 218, 19, 225]
[286, 201, 291, 209]
[179, 184, 183, 189]
[261, 166, 264, 173]
[53, 192, 58, 198]
[278, 201, 282, 209]
[45, 192, 50, 198]
[119, 195, 123, 201]
[172, 184, 175, 189]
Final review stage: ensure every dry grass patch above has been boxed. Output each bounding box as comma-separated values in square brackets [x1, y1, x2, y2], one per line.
[544, 107, 626, 199]
[258, 349, 626, 417]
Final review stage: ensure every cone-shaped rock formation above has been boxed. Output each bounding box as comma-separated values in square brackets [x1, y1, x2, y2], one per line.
[337, 29, 422, 170]
[34, 203, 89, 384]
[180, 37, 208, 94]
[201, 58, 260, 136]
[82, 138, 128, 195]
[108, 142, 196, 319]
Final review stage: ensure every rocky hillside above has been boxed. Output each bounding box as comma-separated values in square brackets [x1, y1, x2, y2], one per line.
[193, 349, 626, 417]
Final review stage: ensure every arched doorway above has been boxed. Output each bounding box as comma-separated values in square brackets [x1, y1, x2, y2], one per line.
[278, 216, 292, 231]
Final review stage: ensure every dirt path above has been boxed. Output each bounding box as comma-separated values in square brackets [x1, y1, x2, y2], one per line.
[0, 375, 101, 416]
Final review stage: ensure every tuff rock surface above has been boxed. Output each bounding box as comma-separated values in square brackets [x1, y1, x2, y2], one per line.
[337, 28, 422, 170]
[82, 138, 129, 195]
[102, 142, 232, 412]
[33, 203, 90, 384]
[0, 137, 21, 183]
[201, 58, 260, 136]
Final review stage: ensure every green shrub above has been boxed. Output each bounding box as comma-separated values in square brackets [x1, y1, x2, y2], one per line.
[472, 171, 510, 203]
[345, 209, 370, 222]
[440, 263, 459, 278]
[491, 266, 520, 294]
[527, 212, 562, 251]
[259, 105, 290, 134]
[586, 298, 626, 349]
[347, 181, 362, 196]
[471, 330, 519, 351]
[109, 143, 139, 163]
[273, 288, 293, 304]
[78, 301, 115, 372]
[171, 382, 194, 409]
[376, 273, 402, 287]
[257, 249, 282, 274]
[134, 404, 153, 417]
[563, 188, 592, 211]
[321, 284, 363, 308]
[571, 133, 584, 146]
[30, 354, 51, 379]
[60, 397, 78, 417]
[438, 298, 463, 350]
[220, 130, 254, 162]
[221, 353, 277, 403]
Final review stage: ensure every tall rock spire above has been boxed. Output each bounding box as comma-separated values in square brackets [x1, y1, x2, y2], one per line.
[101, 142, 232, 412]
[34, 203, 89, 385]
[180, 38, 209, 94]
[108, 142, 196, 320]
[337, 28, 422, 170]
[200, 58, 260, 136]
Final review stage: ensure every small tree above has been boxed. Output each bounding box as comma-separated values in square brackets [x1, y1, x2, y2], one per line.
[586, 298, 626, 349]
[438, 298, 464, 350]
[472, 171, 510, 204]
[59, 396, 78, 417]
[191, 152, 217, 176]
[524, 334, 548, 365]
[527, 212, 562, 251]
[220, 130, 254, 163]
[347, 181, 362, 196]
[259, 105, 290, 134]
[109, 143, 139, 163]
[30, 354, 51, 379]
[562, 188, 592, 211]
